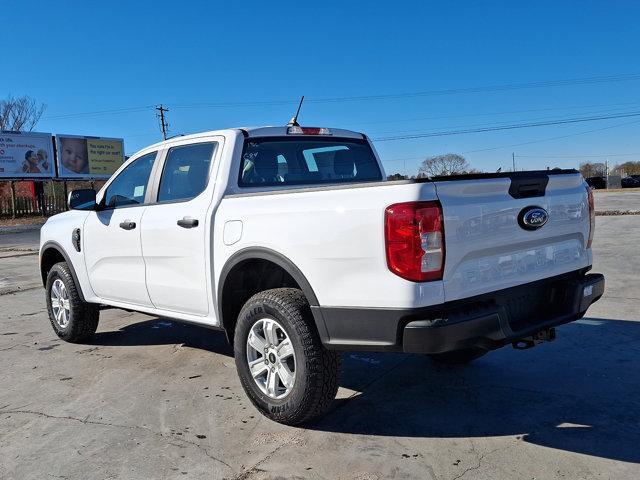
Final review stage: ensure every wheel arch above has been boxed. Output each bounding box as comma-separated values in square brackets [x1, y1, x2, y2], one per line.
[40, 241, 86, 302]
[217, 247, 321, 343]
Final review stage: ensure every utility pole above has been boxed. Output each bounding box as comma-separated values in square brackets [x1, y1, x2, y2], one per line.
[156, 104, 169, 140]
[512, 152, 516, 172]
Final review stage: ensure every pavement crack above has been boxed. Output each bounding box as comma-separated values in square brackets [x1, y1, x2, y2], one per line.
[0, 409, 147, 430]
[451, 439, 482, 480]
[163, 434, 234, 471]
[232, 435, 301, 480]
[451, 442, 512, 480]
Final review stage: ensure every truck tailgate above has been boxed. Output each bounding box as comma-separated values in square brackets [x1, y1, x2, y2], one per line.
[434, 171, 591, 302]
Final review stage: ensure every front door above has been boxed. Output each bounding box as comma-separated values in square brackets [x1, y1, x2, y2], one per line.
[83, 151, 157, 307]
[141, 141, 218, 316]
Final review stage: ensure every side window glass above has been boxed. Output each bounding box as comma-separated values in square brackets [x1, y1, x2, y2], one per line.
[103, 152, 156, 208]
[157, 143, 216, 202]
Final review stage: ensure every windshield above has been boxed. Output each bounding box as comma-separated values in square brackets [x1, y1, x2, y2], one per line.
[238, 137, 382, 187]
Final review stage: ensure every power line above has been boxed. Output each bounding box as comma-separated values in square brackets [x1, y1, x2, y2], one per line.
[382, 148, 640, 164]
[351, 100, 640, 127]
[311, 73, 640, 103]
[37, 73, 640, 120]
[379, 118, 640, 165]
[170, 73, 640, 109]
[40, 98, 640, 125]
[372, 111, 640, 142]
[462, 118, 640, 154]
[367, 106, 640, 136]
[43, 105, 154, 120]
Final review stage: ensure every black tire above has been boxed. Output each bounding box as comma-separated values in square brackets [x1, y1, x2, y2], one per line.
[428, 347, 488, 365]
[45, 262, 99, 343]
[234, 288, 340, 426]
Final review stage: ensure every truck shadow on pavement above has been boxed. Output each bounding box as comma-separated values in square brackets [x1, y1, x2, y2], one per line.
[314, 317, 640, 464]
[89, 318, 234, 356]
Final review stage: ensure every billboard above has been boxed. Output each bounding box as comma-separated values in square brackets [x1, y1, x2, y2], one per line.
[56, 135, 124, 179]
[0, 131, 55, 178]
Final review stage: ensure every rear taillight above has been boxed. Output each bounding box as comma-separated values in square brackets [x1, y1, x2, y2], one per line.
[587, 186, 595, 248]
[385, 201, 445, 282]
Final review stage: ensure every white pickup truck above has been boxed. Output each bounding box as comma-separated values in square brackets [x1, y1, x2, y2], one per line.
[40, 125, 604, 425]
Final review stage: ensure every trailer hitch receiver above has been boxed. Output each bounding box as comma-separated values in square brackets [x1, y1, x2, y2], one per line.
[512, 327, 556, 350]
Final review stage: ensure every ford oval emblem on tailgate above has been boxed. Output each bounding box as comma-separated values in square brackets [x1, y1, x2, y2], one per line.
[518, 206, 549, 230]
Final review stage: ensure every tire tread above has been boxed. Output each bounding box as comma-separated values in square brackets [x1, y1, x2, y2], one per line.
[46, 262, 99, 343]
[234, 288, 340, 425]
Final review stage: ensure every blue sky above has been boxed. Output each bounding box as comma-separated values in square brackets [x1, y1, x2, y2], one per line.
[2, 0, 639, 175]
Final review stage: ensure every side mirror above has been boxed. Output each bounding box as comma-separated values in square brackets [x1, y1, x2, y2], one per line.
[68, 189, 97, 210]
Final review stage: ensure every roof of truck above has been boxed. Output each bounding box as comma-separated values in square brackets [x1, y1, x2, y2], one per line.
[145, 126, 366, 150]
[240, 126, 365, 139]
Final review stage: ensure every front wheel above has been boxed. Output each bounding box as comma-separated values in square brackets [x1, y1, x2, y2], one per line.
[45, 262, 99, 343]
[234, 288, 340, 425]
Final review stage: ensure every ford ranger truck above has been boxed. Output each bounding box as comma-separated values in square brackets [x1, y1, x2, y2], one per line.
[39, 126, 604, 425]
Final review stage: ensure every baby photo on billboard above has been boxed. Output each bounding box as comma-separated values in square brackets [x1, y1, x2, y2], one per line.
[59, 136, 89, 175]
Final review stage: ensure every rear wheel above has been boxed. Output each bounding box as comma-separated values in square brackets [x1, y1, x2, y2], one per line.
[45, 262, 99, 343]
[429, 347, 488, 365]
[234, 288, 340, 425]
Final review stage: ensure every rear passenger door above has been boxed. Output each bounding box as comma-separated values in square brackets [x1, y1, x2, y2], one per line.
[140, 140, 219, 316]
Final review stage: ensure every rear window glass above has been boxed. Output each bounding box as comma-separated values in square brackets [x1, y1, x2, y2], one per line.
[238, 137, 382, 187]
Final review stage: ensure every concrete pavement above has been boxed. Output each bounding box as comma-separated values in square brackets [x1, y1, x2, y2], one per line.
[593, 189, 640, 212]
[0, 229, 40, 295]
[0, 217, 638, 479]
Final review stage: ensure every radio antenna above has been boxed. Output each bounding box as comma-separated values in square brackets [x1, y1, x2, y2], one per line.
[287, 96, 305, 126]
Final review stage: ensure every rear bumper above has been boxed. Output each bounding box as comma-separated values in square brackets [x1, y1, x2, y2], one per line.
[313, 270, 604, 354]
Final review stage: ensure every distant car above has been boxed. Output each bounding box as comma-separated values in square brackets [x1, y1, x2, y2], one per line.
[586, 176, 607, 189]
[621, 175, 640, 188]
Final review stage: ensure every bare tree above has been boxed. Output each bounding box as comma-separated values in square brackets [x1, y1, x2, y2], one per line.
[611, 161, 640, 176]
[387, 173, 407, 181]
[578, 162, 606, 178]
[419, 153, 471, 177]
[0, 95, 46, 131]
